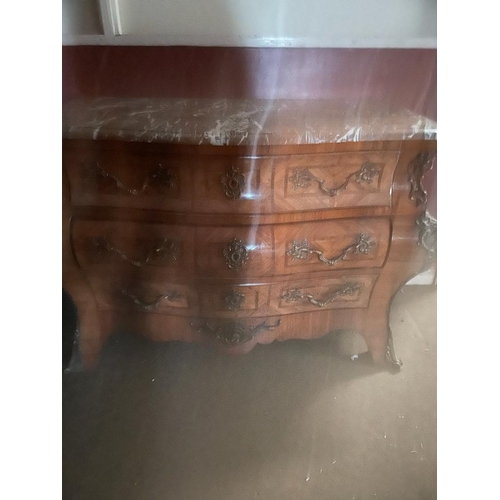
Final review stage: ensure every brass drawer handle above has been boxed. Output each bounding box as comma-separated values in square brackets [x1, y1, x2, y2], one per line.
[282, 283, 361, 308]
[191, 319, 281, 345]
[220, 165, 246, 200]
[289, 161, 380, 197]
[83, 162, 176, 195]
[287, 234, 375, 266]
[121, 289, 182, 311]
[91, 237, 180, 266]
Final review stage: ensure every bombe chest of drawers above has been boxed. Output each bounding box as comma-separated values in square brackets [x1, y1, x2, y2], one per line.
[62, 98, 437, 370]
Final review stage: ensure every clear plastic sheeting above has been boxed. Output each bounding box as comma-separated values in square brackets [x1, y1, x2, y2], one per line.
[63, 97, 437, 146]
[62, 0, 438, 494]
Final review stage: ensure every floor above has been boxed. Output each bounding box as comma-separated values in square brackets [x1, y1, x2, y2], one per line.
[62, 285, 436, 500]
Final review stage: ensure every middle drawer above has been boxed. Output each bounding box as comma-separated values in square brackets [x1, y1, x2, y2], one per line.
[72, 217, 390, 279]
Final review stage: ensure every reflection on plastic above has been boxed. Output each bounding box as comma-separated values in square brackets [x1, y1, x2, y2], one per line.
[63, 97, 436, 146]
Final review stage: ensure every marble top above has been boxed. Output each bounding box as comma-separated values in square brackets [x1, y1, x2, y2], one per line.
[63, 98, 437, 146]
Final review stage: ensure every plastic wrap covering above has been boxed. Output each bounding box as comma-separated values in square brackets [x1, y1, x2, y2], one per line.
[62, 45, 437, 377]
[63, 97, 436, 146]
[62, 0, 437, 493]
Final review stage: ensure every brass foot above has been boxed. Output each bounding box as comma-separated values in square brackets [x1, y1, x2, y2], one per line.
[385, 331, 402, 373]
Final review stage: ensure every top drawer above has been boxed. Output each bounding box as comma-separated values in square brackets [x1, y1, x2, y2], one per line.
[273, 151, 399, 211]
[63, 147, 192, 212]
[63, 144, 399, 214]
[63, 146, 273, 213]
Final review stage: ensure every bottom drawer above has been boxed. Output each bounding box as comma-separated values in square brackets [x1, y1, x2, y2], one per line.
[270, 275, 377, 314]
[87, 273, 378, 318]
[199, 275, 377, 317]
[90, 278, 200, 316]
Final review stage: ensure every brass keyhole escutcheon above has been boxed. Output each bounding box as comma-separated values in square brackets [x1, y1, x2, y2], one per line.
[223, 239, 249, 269]
[220, 165, 246, 200]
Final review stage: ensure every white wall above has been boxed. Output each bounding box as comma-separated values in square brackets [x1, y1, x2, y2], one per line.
[62, 0, 103, 36]
[63, 0, 437, 48]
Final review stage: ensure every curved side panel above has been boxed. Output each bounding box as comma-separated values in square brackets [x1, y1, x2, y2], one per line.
[63, 169, 106, 369]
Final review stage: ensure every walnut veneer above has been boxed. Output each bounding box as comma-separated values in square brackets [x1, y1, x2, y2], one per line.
[62, 99, 436, 369]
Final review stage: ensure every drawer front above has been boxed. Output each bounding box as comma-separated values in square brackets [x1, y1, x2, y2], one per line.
[195, 226, 274, 278]
[88, 277, 200, 316]
[86, 273, 376, 318]
[275, 218, 390, 274]
[72, 220, 195, 277]
[192, 156, 273, 213]
[64, 148, 194, 211]
[72, 220, 273, 278]
[198, 274, 376, 317]
[65, 144, 399, 214]
[73, 218, 389, 279]
[199, 284, 269, 316]
[64, 146, 274, 213]
[273, 151, 399, 211]
[270, 275, 376, 314]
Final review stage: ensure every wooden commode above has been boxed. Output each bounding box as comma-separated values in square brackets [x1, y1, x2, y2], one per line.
[62, 98, 437, 369]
